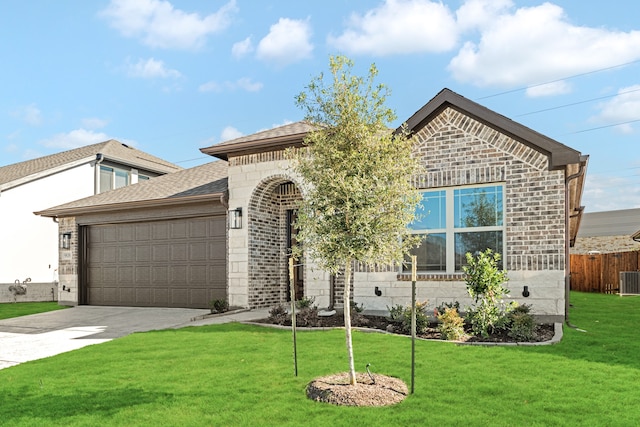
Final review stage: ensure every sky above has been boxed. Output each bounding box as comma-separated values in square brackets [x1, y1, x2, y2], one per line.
[1, 0, 639, 212]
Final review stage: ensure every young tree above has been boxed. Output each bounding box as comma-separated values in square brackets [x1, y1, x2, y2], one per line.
[289, 56, 422, 385]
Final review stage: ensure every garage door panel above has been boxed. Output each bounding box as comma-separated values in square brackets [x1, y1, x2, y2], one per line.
[153, 289, 168, 305]
[136, 246, 150, 262]
[136, 288, 151, 305]
[119, 246, 134, 262]
[171, 244, 188, 261]
[190, 289, 207, 305]
[86, 216, 226, 309]
[171, 289, 189, 306]
[153, 245, 169, 262]
[135, 266, 151, 284]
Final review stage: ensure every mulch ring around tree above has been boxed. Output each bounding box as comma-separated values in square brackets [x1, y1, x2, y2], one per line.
[306, 372, 408, 406]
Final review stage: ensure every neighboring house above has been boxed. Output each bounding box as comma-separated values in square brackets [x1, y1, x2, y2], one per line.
[571, 208, 640, 254]
[0, 140, 181, 300]
[38, 89, 587, 322]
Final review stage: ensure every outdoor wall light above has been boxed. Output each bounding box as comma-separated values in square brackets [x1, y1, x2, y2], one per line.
[522, 285, 530, 298]
[229, 207, 243, 229]
[60, 232, 71, 249]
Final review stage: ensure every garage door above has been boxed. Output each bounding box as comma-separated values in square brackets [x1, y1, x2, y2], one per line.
[85, 216, 226, 308]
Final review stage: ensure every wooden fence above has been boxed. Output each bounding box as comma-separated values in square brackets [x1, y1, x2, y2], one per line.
[570, 251, 640, 293]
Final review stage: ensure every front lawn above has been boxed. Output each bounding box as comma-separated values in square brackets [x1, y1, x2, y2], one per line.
[0, 292, 638, 426]
[0, 302, 66, 320]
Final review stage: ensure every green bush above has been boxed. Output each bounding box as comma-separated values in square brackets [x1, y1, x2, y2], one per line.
[434, 301, 460, 317]
[295, 296, 316, 310]
[209, 299, 229, 314]
[437, 307, 466, 341]
[268, 304, 289, 325]
[507, 303, 536, 341]
[386, 300, 430, 334]
[463, 250, 510, 338]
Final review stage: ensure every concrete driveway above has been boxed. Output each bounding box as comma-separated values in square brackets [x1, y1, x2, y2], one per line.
[0, 305, 269, 370]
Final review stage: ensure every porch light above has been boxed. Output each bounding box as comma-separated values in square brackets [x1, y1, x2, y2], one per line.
[229, 207, 243, 229]
[60, 232, 71, 249]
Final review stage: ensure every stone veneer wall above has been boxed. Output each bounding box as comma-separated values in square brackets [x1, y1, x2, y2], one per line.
[57, 216, 78, 305]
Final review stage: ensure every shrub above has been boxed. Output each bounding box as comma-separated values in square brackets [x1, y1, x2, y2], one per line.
[508, 311, 536, 341]
[268, 304, 289, 325]
[434, 301, 460, 317]
[295, 296, 316, 310]
[387, 300, 430, 334]
[463, 250, 510, 338]
[209, 299, 229, 314]
[507, 303, 536, 341]
[351, 301, 365, 313]
[296, 306, 320, 327]
[437, 307, 466, 341]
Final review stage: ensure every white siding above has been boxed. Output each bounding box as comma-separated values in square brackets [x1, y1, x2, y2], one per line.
[0, 164, 94, 284]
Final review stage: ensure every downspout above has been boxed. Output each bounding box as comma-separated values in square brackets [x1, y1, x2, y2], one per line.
[94, 153, 104, 194]
[564, 160, 586, 329]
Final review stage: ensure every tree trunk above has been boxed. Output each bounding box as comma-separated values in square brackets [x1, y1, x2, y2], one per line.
[343, 259, 357, 385]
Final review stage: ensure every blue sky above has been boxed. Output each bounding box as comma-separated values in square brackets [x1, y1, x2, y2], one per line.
[1, 0, 639, 212]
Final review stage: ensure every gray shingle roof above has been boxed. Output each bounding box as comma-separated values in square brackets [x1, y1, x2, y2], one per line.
[36, 161, 228, 217]
[577, 208, 640, 237]
[0, 139, 182, 187]
[201, 121, 315, 160]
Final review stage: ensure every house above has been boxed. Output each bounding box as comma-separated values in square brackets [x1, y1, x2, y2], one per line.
[571, 208, 640, 254]
[0, 140, 181, 302]
[38, 89, 587, 321]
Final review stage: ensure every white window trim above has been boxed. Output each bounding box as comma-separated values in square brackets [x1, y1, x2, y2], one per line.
[408, 183, 506, 274]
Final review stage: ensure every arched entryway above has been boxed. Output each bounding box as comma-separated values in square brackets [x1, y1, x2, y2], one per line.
[247, 176, 303, 308]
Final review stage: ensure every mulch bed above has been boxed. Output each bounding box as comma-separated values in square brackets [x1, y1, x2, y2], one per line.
[256, 311, 555, 343]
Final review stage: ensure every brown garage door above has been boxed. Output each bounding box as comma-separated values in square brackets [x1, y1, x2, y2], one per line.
[85, 216, 226, 308]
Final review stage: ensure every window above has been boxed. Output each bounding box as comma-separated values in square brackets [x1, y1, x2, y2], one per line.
[406, 184, 504, 273]
[100, 165, 130, 193]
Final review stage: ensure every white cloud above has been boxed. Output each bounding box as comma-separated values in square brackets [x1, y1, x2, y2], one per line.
[220, 126, 243, 142]
[257, 120, 294, 133]
[328, 0, 457, 55]
[257, 18, 313, 66]
[455, 0, 512, 33]
[100, 0, 237, 50]
[198, 77, 263, 93]
[39, 129, 111, 149]
[81, 117, 109, 129]
[583, 173, 640, 211]
[125, 57, 181, 79]
[448, 2, 640, 95]
[232, 36, 253, 58]
[526, 81, 572, 98]
[593, 85, 640, 134]
[12, 104, 43, 126]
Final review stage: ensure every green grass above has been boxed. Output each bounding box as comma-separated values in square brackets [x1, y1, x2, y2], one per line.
[0, 302, 67, 320]
[1, 292, 639, 426]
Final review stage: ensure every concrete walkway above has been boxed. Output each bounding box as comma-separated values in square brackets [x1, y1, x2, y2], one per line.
[0, 306, 270, 370]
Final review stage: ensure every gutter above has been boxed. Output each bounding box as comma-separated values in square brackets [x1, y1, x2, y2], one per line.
[564, 157, 588, 329]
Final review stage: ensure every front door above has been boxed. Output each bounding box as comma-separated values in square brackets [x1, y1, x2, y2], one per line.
[287, 209, 304, 301]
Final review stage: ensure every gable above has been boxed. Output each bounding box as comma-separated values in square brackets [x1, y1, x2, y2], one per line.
[404, 89, 582, 170]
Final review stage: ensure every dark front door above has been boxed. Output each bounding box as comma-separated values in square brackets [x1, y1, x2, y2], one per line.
[287, 209, 304, 301]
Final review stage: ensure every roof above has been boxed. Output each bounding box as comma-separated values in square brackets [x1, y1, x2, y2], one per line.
[200, 89, 583, 170]
[36, 161, 228, 218]
[1, 140, 182, 191]
[403, 89, 583, 170]
[200, 121, 315, 160]
[577, 208, 640, 237]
